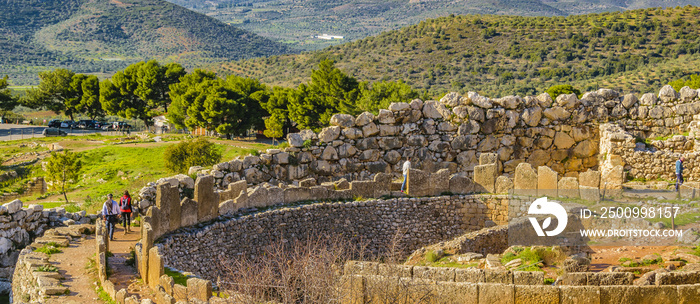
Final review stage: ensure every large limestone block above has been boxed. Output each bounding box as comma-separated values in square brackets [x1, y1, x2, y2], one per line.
[362, 122, 379, 137]
[355, 112, 375, 126]
[449, 174, 474, 194]
[579, 186, 600, 202]
[430, 169, 451, 195]
[600, 286, 678, 304]
[496, 176, 514, 194]
[318, 126, 341, 142]
[474, 163, 497, 193]
[148, 247, 163, 289]
[330, 113, 355, 127]
[187, 278, 212, 302]
[478, 283, 513, 304]
[287, 133, 304, 147]
[514, 163, 537, 195]
[553, 132, 575, 149]
[521, 107, 542, 127]
[219, 180, 246, 202]
[559, 286, 601, 304]
[537, 166, 558, 197]
[176, 200, 196, 230]
[579, 170, 600, 188]
[218, 199, 237, 216]
[514, 285, 559, 304]
[407, 168, 430, 196]
[373, 173, 392, 197]
[573, 139, 598, 158]
[194, 175, 218, 222]
[377, 109, 396, 124]
[601, 165, 625, 190]
[558, 177, 580, 198]
[156, 182, 181, 233]
[283, 187, 311, 204]
[423, 100, 451, 119]
[658, 85, 679, 103]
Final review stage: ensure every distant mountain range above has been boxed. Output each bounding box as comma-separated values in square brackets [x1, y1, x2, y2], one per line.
[216, 6, 700, 97]
[0, 0, 290, 85]
[164, 0, 700, 50]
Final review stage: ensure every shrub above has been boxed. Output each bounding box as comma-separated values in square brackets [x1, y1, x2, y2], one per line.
[35, 265, 58, 272]
[163, 138, 222, 173]
[302, 139, 313, 149]
[425, 251, 439, 263]
[546, 84, 581, 100]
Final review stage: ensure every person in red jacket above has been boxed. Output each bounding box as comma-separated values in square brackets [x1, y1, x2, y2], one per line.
[119, 190, 133, 234]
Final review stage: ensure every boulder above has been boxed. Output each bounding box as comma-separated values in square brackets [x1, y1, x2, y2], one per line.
[362, 122, 379, 137]
[422, 100, 451, 119]
[639, 93, 657, 106]
[383, 150, 402, 164]
[318, 126, 341, 142]
[299, 129, 317, 141]
[573, 140, 597, 158]
[389, 102, 411, 111]
[329, 114, 355, 128]
[377, 109, 396, 124]
[543, 107, 571, 121]
[556, 93, 579, 110]
[468, 91, 493, 108]
[553, 132, 576, 149]
[355, 112, 375, 126]
[2, 199, 22, 214]
[321, 146, 338, 160]
[287, 133, 304, 147]
[658, 85, 678, 103]
[536, 92, 553, 108]
[521, 107, 542, 127]
[439, 92, 462, 107]
[680, 86, 698, 102]
[621, 93, 638, 109]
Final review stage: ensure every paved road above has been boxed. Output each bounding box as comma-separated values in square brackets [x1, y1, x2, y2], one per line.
[0, 124, 113, 141]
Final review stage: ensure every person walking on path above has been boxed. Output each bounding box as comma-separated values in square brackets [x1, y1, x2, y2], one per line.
[401, 157, 411, 193]
[102, 194, 121, 241]
[119, 190, 133, 234]
[676, 156, 685, 191]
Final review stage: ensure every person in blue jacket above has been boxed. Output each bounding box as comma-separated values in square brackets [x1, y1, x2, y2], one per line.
[676, 157, 685, 192]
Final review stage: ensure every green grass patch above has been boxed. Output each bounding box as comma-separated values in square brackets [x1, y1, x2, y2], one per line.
[35, 244, 62, 255]
[501, 246, 559, 271]
[425, 251, 439, 263]
[164, 267, 190, 286]
[35, 265, 58, 272]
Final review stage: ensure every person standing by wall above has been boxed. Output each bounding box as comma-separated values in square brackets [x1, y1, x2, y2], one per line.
[102, 194, 121, 241]
[119, 190, 133, 234]
[676, 156, 685, 192]
[401, 157, 411, 193]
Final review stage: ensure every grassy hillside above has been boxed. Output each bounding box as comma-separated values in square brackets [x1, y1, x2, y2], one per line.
[216, 6, 700, 97]
[0, 0, 291, 85]
[166, 0, 700, 50]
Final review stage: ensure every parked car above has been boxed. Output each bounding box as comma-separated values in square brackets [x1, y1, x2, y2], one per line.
[48, 119, 62, 128]
[113, 122, 132, 130]
[60, 120, 76, 128]
[77, 120, 96, 129]
[102, 123, 114, 131]
[42, 128, 67, 137]
[94, 120, 108, 129]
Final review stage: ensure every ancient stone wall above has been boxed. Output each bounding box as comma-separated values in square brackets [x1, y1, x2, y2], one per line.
[342, 261, 700, 304]
[11, 224, 94, 303]
[153, 195, 507, 283]
[150, 85, 700, 196]
[0, 199, 91, 288]
[602, 122, 700, 183]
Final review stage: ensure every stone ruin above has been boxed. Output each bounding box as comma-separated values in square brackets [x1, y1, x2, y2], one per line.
[12, 84, 700, 303]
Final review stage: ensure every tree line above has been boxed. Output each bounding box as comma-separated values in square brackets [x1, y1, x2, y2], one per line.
[3, 59, 422, 138]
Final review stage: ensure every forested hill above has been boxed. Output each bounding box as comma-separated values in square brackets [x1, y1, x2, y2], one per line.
[164, 0, 700, 50]
[0, 0, 290, 85]
[216, 6, 700, 97]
